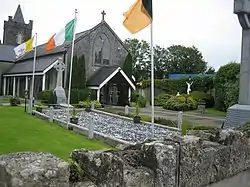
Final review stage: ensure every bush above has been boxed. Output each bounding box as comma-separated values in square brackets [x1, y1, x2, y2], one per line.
[37, 90, 53, 104]
[141, 76, 214, 94]
[9, 96, 21, 106]
[163, 95, 197, 111]
[155, 94, 172, 106]
[129, 102, 137, 107]
[214, 62, 240, 111]
[137, 95, 147, 107]
[67, 89, 90, 105]
[78, 100, 102, 109]
[190, 91, 215, 108]
[131, 91, 139, 102]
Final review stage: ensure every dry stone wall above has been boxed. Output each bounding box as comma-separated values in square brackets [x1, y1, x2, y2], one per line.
[1, 129, 250, 187]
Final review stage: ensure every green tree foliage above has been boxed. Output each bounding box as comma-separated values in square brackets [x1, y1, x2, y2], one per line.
[123, 53, 133, 79]
[72, 55, 86, 89]
[124, 38, 211, 81]
[214, 62, 240, 111]
[166, 45, 207, 74]
[124, 38, 150, 81]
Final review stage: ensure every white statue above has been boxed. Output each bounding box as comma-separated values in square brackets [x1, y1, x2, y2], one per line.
[176, 92, 180, 96]
[186, 81, 193, 95]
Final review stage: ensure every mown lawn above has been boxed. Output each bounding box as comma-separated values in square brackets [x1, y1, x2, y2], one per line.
[0, 107, 110, 160]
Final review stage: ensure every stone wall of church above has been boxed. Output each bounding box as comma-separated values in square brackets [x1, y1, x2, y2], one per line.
[0, 62, 14, 95]
[73, 22, 128, 80]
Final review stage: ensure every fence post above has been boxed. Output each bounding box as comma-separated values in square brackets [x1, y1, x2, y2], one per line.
[178, 111, 183, 130]
[49, 106, 54, 123]
[88, 117, 94, 139]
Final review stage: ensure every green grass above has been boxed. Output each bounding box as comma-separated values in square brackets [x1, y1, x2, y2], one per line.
[0, 107, 110, 160]
[205, 108, 226, 117]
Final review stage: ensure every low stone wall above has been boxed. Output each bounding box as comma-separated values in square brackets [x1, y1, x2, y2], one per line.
[1, 129, 250, 186]
[33, 110, 135, 147]
[71, 129, 250, 187]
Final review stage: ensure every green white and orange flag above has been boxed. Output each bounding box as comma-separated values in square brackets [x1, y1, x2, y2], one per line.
[46, 19, 75, 52]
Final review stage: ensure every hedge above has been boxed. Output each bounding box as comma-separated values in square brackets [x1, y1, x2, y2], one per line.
[141, 76, 214, 94]
[163, 95, 198, 111]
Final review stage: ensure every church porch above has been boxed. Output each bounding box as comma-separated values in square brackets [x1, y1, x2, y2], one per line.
[87, 66, 135, 106]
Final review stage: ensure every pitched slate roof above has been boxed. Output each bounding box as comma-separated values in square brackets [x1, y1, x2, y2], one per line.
[4, 55, 60, 75]
[13, 5, 24, 23]
[87, 66, 119, 86]
[0, 45, 16, 62]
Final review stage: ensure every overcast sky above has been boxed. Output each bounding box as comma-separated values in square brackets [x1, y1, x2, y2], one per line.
[0, 0, 242, 70]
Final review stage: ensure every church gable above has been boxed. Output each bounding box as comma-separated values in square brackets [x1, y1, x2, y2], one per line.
[74, 19, 128, 80]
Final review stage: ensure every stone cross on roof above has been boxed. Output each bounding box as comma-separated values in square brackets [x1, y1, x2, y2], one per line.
[101, 10, 106, 21]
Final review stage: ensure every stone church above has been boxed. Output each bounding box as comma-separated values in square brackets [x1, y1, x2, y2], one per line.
[0, 5, 135, 105]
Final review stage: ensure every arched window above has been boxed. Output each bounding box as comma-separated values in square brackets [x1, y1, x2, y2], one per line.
[93, 33, 111, 65]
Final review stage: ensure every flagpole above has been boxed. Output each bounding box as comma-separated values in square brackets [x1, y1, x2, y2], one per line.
[67, 9, 78, 129]
[28, 33, 37, 114]
[150, 8, 155, 139]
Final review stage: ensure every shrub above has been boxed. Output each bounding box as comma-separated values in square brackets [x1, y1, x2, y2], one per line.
[155, 94, 172, 106]
[137, 95, 147, 107]
[214, 62, 240, 111]
[190, 91, 215, 108]
[163, 95, 197, 111]
[37, 90, 53, 104]
[9, 96, 21, 106]
[131, 91, 139, 102]
[129, 102, 137, 107]
[78, 100, 102, 109]
[78, 101, 91, 108]
[141, 76, 214, 94]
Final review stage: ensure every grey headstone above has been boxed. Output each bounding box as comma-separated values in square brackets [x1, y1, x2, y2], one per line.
[88, 118, 94, 139]
[125, 105, 129, 115]
[177, 111, 183, 129]
[49, 106, 54, 123]
[225, 104, 250, 127]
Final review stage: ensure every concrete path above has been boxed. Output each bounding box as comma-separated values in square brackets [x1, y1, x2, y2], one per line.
[104, 106, 224, 127]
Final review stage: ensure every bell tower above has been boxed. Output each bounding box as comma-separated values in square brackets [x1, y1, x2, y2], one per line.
[3, 5, 33, 46]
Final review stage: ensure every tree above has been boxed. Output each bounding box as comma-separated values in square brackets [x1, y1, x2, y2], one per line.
[124, 38, 150, 81]
[205, 66, 216, 74]
[214, 62, 240, 111]
[72, 55, 86, 89]
[166, 45, 208, 74]
[152, 45, 168, 79]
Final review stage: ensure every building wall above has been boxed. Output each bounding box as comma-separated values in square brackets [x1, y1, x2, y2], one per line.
[0, 62, 15, 95]
[73, 22, 128, 80]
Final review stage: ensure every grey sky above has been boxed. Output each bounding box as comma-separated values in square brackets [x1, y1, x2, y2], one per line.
[0, 0, 241, 70]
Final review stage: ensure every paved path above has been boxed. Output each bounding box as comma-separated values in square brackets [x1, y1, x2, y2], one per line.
[105, 106, 224, 127]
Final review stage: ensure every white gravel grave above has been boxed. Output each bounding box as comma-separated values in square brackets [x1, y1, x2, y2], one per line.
[43, 109, 180, 144]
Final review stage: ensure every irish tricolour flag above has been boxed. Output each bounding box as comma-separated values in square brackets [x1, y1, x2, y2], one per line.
[46, 19, 75, 52]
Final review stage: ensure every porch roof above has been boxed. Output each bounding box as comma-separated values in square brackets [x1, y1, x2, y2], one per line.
[3, 54, 60, 77]
[87, 66, 136, 90]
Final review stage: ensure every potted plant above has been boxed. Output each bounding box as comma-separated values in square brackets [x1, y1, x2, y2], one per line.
[36, 101, 43, 113]
[70, 108, 78, 125]
[133, 102, 141, 123]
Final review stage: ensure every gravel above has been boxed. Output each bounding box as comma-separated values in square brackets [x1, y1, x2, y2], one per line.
[43, 109, 180, 144]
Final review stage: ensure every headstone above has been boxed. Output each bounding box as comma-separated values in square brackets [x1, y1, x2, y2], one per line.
[49, 106, 54, 122]
[88, 118, 94, 139]
[91, 101, 94, 110]
[178, 111, 183, 129]
[53, 57, 67, 105]
[125, 105, 129, 115]
[225, 0, 250, 127]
